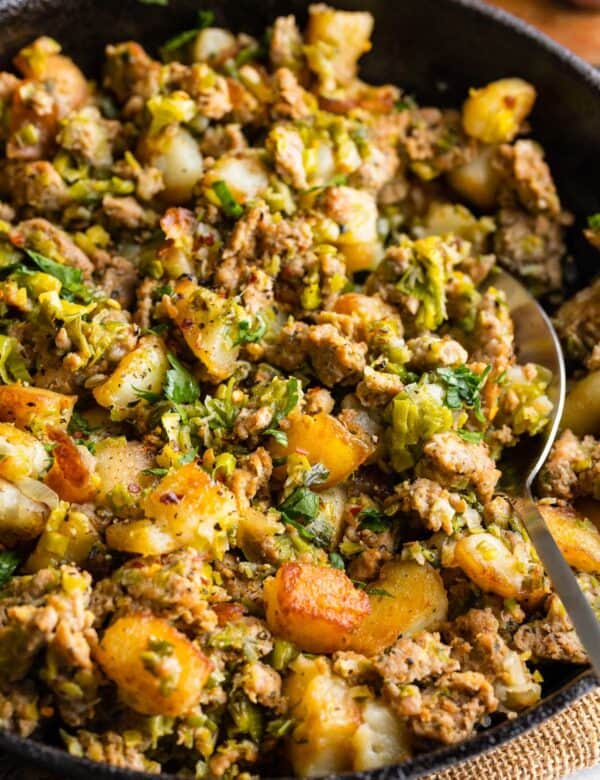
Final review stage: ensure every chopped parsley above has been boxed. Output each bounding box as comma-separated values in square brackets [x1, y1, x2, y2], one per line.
[133, 386, 163, 403]
[436, 365, 491, 422]
[24, 249, 91, 302]
[161, 9, 215, 53]
[0, 550, 20, 587]
[279, 486, 333, 549]
[212, 180, 244, 219]
[165, 352, 200, 405]
[357, 507, 391, 533]
[588, 213, 600, 231]
[329, 552, 345, 570]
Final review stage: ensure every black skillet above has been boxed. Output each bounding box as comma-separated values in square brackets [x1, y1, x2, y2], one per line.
[0, 0, 598, 777]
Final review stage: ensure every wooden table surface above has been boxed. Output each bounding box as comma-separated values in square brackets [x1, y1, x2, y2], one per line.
[486, 0, 600, 63]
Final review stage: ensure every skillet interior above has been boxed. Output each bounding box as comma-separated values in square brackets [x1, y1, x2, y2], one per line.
[0, 0, 597, 776]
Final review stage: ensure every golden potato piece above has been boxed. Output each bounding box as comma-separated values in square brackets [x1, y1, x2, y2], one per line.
[306, 5, 373, 86]
[44, 428, 97, 503]
[96, 614, 211, 716]
[0, 423, 49, 482]
[0, 478, 48, 546]
[165, 278, 241, 383]
[285, 654, 361, 776]
[352, 700, 412, 771]
[94, 437, 154, 502]
[264, 562, 371, 654]
[269, 412, 373, 489]
[350, 560, 448, 656]
[107, 463, 238, 557]
[561, 369, 600, 436]
[92, 335, 168, 420]
[454, 532, 527, 600]
[0, 384, 75, 431]
[540, 503, 600, 574]
[462, 78, 536, 144]
[447, 146, 501, 210]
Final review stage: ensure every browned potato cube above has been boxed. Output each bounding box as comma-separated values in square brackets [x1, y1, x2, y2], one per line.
[540, 503, 600, 574]
[96, 614, 211, 716]
[0, 384, 75, 431]
[264, 562, 371, 653]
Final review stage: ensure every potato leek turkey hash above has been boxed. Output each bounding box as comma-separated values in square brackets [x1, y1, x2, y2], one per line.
[0, 2, 599, 776]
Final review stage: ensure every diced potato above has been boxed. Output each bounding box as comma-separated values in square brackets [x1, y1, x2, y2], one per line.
[285, 654, 361, 776]
[462, 78, 536, 144]
[92, 335, 168, 420]
[236, 508, 286, 563]
[454, 532, 525, 599]
[539, 503, 600, 574]
[322, 186, 382, 272]
[106, 462, 238, 557]
[352, 699, 412, 771]
[350, 560, 448, 656]
[24, 505, 99, 573]
[44, 428, 97, 503]
[306, 5, 373, 86]
[447, 146, 501, 210]
[269, 412, 373, 489]
[0, 423, 50, 482]
[264, 562, 371, 653]
[96, 614, 211, 716]
[138, 126, 204, 204]
[561, 370, 600, 436]
[14, 37, 89, 117]
[165, 278, 241, 383]
[94, 437, 154, 502]
[0, 478, 48, 545]
[191, 28, 236, 64]
[333, 293, 399, 340]
[204, 151, 269, 205]
[0, 384, 75, 431]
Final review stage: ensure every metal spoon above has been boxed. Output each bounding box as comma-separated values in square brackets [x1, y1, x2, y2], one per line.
[494, 269, 600, 677]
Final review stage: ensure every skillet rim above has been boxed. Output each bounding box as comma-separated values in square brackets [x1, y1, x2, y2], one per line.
[0, 0, 598, 777]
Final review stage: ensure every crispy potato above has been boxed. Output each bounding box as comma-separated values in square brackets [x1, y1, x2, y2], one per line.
[0, 423, 49, 482]
[269, 412, 373, 489]
[0, 478, 48, 546]
[92, 335, 168, 419]
[204, 151, 269, 205]
[96, 614, 211, 716]
[0, 384, 75, 431]
[322, 186, 382, 272]
[539, 503, 600, 574]
[236, 508, 285, 563]
[455, 532, 527, 600]
[306, 5, 373, 86]
[350, 560, 448, 656]
[165, 278, 241, 383]
[285, 654, 361, 776]
[561, 369, 600, 436]
[191, 28, 236, 65]
[333, 293, 398, 339]
[94, 437, 154, 502]
[462, 78, 536, 144]
[447, 146, 501, 210]
[106, 463, 238, 557]
[24, 507, 98, 573]
[44, 428, 97, 503]
[264, 562, 371, 653]
[352, 700, 412, 771]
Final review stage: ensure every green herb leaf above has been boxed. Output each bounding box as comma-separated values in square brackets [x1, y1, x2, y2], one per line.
[0, 550, 20, 587]
[329, 552, 345, 570]
[133, 386, 163, 403]
[366, 587, 393, 597]
[588, 213, 600, 231]
[357, 507, 390, 533]
[142, 467, 169, 477]
[24, 249, 91, 302]
[235, 315, 267, 346]
[266, 428, 288, 446]
[457, 429, 484, 443]
[436, 364, 491, 422]
[165, 352, 199, 405]
[234, 45, 261, 68]
[162, 9, 215, 52]
[138, 0, 168, 5]
[279, 486, 319, 521]
[212, 180, 244, 219]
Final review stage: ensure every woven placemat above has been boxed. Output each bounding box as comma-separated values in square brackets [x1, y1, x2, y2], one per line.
[1, 690, 599, 779]
[423, 686, 600, 780]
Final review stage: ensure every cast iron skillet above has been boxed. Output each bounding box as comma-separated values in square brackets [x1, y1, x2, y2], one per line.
[0, 0, 598, 777]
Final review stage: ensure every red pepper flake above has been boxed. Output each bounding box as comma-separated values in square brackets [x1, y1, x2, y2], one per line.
[159, 491, 181, 505]
[128, 483, 141, 494]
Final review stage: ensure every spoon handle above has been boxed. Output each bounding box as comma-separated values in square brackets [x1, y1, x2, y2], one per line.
[512, 492, 600, 678]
